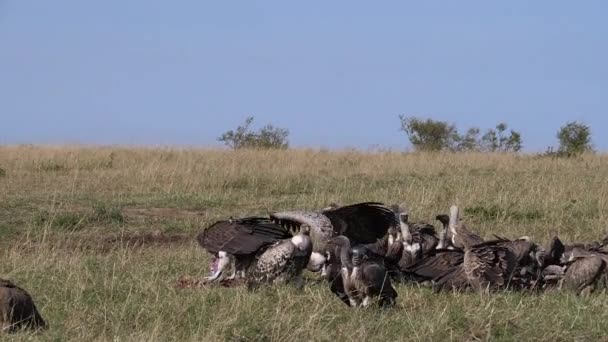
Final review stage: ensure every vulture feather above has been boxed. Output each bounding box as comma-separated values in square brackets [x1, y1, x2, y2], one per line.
[197, 217, 293, 282]
[247, 228, 313, 289]
[197, 217, 292, 255]
[270, 202, 398, 252]
[562, 254, 606, 295]
[0, 279, 46, 333]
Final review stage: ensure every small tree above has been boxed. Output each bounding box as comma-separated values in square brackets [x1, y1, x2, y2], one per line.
[480, 123, 522, 152]
[456, 127, 481, 152]
[557, 121, 592, 155]
[218, 116, 289, 150]
[399, 115, 459, 151]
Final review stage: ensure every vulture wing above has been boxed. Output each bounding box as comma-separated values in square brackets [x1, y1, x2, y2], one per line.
[465, 243, 516, 289]
[433, 264, 469, 291]
[405, 249, 464, 281]
[269, 211, 334, 251]
[323, 202, 398, 244]
[197, 217, 291, 255]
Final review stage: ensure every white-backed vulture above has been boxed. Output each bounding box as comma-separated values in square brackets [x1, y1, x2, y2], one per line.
[0, 279, 46, 333]
[197, 217, 292, 282]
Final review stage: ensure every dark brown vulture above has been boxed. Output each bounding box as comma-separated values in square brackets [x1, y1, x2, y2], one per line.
[246, 226, 313, 289]
[322, 236, 353, 306]
[404, 214, 463, 286]
[430, 206, 516, 292]
[328, 236, 397, 308]
[269, 202, 398, 272]
[0, 279, 46, 333]
[197, 217, 292, 282]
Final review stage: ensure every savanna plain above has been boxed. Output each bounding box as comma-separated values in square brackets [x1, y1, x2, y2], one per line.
[2, 146, 608, 341]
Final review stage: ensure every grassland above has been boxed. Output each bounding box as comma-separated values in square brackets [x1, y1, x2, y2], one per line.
[1, 146, 608, 341]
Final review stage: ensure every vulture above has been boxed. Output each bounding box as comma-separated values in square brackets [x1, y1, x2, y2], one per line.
[560, 248, 607, 295]
[269, 202, 399, 272]
[328, 236, 397, 307]
[0, 279, 46, 333]
[246, 226, 313, 289]
[197, 217, 293, 282]
[322, 237, 353, 306]
[404, 213, 463, 285]
[429, 206, 516, 292]
[448, 205, 484, 249]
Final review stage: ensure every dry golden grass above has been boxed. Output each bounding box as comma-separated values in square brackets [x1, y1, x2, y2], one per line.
[1, 146, 608, 341]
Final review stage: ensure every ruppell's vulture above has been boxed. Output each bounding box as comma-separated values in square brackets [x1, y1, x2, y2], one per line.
[329, 236, 397, 308]
[561, 249, 607, 295]
[269, 202, 399, 272]
[428, 206, 516, 292]
[197, 217, 292, 282]
[247, 226, 313, 289]
[0, 279, 46, 333]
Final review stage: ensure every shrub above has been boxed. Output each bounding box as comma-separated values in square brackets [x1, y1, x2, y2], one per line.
[557, 121, 592, 156]
[218, 116, 289, 150]
[398, 116, 460, 151]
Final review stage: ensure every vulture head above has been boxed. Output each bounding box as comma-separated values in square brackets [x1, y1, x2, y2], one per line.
[351, 246, 369, 267]
[322, 202, 341, 211]
[435, 214, 450, 249]
[291, 225, 312, 254]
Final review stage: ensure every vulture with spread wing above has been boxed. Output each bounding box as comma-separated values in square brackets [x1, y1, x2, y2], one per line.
[197, 217, 292, 282]
[0, 279, 46, 333]
[270, 202, 399, 271]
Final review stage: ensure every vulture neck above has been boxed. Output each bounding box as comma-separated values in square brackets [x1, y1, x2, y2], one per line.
[448, 205, 460, 248]
[399, 215, 413, 245]
[437, 221, 449, 249]
[339, 241, 353, 270]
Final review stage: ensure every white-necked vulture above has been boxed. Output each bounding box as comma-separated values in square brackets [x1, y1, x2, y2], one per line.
[0, 279, 46, 333]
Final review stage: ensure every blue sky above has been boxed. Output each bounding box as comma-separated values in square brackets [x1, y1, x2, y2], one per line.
[1, 1, 607, 151]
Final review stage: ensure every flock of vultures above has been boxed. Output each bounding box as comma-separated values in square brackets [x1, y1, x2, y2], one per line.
[3, 202, 608, 332]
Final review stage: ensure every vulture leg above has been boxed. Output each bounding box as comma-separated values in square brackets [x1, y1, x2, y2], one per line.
[361, 296, 371, 307]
